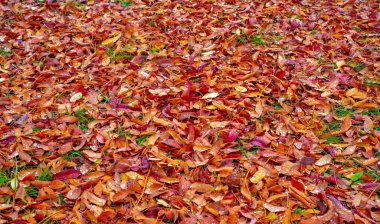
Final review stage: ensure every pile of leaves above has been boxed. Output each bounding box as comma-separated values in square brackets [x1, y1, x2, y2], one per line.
[0, 0, 379, 223]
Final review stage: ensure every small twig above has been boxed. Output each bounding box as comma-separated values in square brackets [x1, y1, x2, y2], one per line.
[133, 166, 152, 208]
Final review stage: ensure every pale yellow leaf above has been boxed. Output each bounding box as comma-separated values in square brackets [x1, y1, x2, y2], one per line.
[235, 86, 247, 93]
[70, 92, 83, 102]
[336, 60, 345, 70]
[202, 92, 219, 99]
[101, 32, 121, 46]
[250, 169, 266, 183]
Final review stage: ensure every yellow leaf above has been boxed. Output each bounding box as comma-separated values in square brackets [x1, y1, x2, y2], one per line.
[336, 60, 345, 70]
[247, 91, 262, 98]
[193, 145, 211, 152]
[118, 87, 130, 96]
[212, 101, 233, 111]
[101, 32, 121, 46]
[300, 209, 320, 215]
[206, 105, 218, 110]
[235, 86, 247, 92]
[0, 68, 9, 74]
[156, 199, 170, 207]
[70, 92, 83, 102]
[250, 169, 266, 183]
[152, 117, 170, 127]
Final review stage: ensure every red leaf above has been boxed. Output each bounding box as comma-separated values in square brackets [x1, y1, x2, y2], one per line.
[0, 97, 11, 105]
[291, 179, 305, 191]
[250, 136, 269, 148]
[225, 129, 239, 143]
[53, 169, 82, 180]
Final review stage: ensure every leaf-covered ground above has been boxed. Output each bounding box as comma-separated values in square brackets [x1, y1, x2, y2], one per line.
[0, 0, 379, 223]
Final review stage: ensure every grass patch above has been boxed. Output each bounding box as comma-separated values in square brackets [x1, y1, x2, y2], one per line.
[237, 35, 246, 44]
[0, 48, 12, 58]
[252, 34, 268, 46]
[37, 166, 52, 181]
[32, 59, 44, 68]
[362, 108, 380, 117]
[0, 169, 11, 186]
[353, 26, 361, 31]
[73, 109, 94, 132]
[236, 31, 268, 46]
[107, 46, 116, 61]
[62, 151, 83, 161]
[273, 103, 282, 111]
[364, 79, 380, 87]
[116, 126, 133, 138]
[324, 136, 343, 144]
[59, 194, 66, 204]
[107, 46, 134, 62]
[236, 139, 258, 157]
[115, 0, 132, 8]
[333, 105, 355, 118]
[353, 63, 366, 72]
[320, 121, 341, 134]
[136, 135, 151, 146]
[25, 186, 39, 197]
[2, 195, 12, 204]
[32, 127, 42, 133]
[366, 170, 380, 181]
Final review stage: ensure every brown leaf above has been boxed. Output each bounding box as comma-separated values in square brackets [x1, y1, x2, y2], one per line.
[56, 115, 79, 124]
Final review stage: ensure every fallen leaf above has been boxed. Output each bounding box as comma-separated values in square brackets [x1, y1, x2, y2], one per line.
[250, 169, 266, 183]
[101, 32, 121, 45]
[315, 155, 332, 166]
[202, 92, 219, 99]
[70, 92, 83, 102]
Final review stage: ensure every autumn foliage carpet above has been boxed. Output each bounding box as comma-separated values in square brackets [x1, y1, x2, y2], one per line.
[0, 0, 379, 223]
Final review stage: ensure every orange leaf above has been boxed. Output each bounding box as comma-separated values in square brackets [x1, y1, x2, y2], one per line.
[332, 115, 352, 135]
